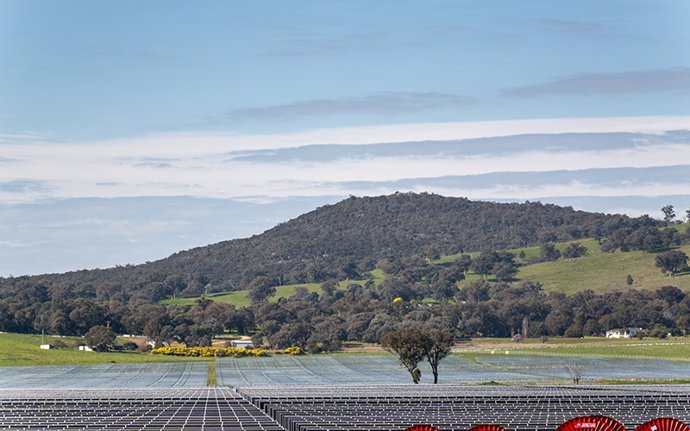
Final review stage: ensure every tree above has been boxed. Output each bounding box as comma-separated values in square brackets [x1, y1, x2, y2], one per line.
[247, 276, 276, 302]
[626, 274, 634, 286]
[381, 328, 426, 383]
[655, 250, 689, 276]
[84, 325, 116, 352]
[686, 207, 690, 222]
[423, 327, 455, 384]
[538, 243, 561, 262]
[564, 361, 583, 384]
[381, 327, 455, 384]
[471, 251, 518, 281]
[563, 242, 587, 259]
[662, 205, 676, 224]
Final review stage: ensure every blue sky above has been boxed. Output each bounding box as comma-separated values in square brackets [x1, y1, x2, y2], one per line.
[1, 1, 690, 275]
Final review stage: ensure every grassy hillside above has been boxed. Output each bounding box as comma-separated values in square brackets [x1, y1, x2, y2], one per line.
[164, 236, 690, 307]
[162, 270, 385, 306]
[516, 241, 690, 294]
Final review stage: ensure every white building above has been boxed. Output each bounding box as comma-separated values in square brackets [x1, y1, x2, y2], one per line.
[230, 339, 254, 349]
[606, 327, 648, 338]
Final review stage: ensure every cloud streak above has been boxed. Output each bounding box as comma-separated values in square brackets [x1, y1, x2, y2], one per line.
[0, 116, 689, 204]
[227, 92, 478, 121]
[262, 32, 384, 58]
[504, 67, 690, 97]
[226, 131, 689, 163]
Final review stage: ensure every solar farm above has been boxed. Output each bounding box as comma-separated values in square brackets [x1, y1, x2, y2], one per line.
[2, 356, 690, 431]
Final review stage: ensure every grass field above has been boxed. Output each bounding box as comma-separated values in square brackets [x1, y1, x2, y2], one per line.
[0, 332, 205, 366]
[455, 336, 690, 362]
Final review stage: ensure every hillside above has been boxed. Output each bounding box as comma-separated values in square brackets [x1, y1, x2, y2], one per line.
[2, 193, 688, 344]
[517, 242, 690, 295]
[163, 239, 690, 308]
[0, 193, 650, 304]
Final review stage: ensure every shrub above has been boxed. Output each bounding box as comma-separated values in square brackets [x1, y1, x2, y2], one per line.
[120, 341, 139, 351]
[284, 346, 303, 355]
[151, 346, 268, 357]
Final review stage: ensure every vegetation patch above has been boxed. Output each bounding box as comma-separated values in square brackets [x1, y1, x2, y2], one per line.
[152, 345, 268, 357]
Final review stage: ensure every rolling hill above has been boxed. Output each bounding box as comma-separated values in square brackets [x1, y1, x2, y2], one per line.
[1, 192, 646, 303]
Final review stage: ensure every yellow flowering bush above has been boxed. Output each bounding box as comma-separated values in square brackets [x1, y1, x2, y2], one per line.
[151, 346, 268, 357]
[284, 346, 303, 355]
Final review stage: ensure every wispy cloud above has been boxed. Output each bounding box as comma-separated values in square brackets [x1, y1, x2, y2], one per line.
[0, 180, 51, 194]
[536, 18, 606, 35]
[225, 132, 682, 163]
[227, 92, 478, 121]
[334, 165, 690, 200]
[504, 67, 690, 97]
[0, 116, 689, 204]
[82, 45, 174, 65]
[262, 32, 384, 57]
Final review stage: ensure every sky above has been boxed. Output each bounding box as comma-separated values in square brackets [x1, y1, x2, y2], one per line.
[1, 0, 690, 276]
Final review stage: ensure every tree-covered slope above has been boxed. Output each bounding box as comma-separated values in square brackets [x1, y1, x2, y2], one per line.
[0, 193, 657, 302]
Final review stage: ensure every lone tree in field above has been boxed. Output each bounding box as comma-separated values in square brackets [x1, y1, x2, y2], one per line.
[381, 328, 426, 383]
[423, 327, 455, 384]
[381, 327, 455, 384]
[564, 361, 584, 384]
[655, 250, 689, 276]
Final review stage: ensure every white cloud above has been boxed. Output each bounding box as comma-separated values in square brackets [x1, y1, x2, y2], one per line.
[0, 115, 689, 204]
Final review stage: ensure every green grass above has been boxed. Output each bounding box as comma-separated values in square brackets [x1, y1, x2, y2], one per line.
[162, 276, 381, 307]
[517, 242, 690, 294]
[509, 342, 690, 361]
[0, 332, 207, 366]
[457, 337, 690, 362]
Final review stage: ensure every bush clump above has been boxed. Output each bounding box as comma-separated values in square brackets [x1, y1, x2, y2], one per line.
[151, 346, 268, 357]
[284, 346, 303, 355]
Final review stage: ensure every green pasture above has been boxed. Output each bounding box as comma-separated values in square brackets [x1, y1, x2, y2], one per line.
[458, 337, 690, 362]
[0, 333, 203, 367]
[517, 243, 690, 294]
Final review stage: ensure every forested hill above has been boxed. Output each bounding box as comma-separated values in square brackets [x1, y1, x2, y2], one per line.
[1, 193, 656, 301]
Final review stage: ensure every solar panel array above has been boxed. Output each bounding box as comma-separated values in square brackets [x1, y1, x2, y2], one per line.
[0, 362, 208, 389]
[0, 388, 285, 431]
[3, 359, 690, 431]
[238, 385, 690, 431]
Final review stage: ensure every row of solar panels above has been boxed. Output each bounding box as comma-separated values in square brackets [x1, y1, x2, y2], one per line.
[238, 385, 690, 431]
[0, 388, 286, 431]
[3, 385, 690, 431]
